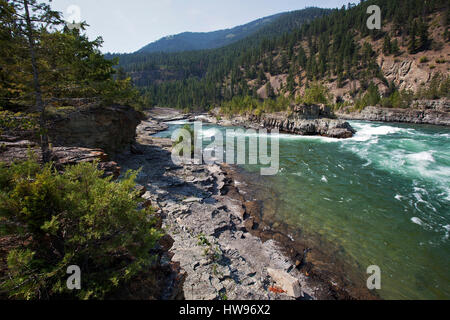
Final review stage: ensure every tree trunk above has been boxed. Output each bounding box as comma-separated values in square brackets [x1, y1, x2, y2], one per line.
[23, 0, 51, 163]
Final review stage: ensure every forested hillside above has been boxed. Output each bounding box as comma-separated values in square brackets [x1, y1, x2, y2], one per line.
[137, 12, 286, 53]
[114, 0, 449, 112]
[108, 7, 330, 108]
[136, 8, 331, 54]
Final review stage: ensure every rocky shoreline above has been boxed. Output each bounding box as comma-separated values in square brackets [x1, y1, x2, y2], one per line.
[197, 104, 356, 139]
[116, 136, 309, 300]
[336, 99, 450, 126]
[0, 105, 377, 300]
[114, 110, 378, 300]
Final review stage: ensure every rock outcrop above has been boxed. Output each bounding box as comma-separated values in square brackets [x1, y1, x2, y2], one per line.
[267, 268, 303, 298]
[0, 135, 121, 178]
[378, 57, 431, 93]
[136, 119, 169, 136]
[247, 114, 356, 139]
[48, 104, 144, 154]
[237, 104, 355, 139]
[336, 99, 450, 126]
[115, 137, 315, 300]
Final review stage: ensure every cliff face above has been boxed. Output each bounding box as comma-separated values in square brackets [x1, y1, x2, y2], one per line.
[378, 57, 431, 93]
[48, 105, 144, 154]
[336, 99, 450, 126]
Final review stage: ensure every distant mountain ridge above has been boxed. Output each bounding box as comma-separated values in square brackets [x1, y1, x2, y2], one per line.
[137, 8, 327, 53]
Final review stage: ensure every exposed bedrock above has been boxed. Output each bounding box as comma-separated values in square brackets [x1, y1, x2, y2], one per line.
[336, 100, 450, 126]
[236, 104, 356, 139]
[48, 104, 144, 154]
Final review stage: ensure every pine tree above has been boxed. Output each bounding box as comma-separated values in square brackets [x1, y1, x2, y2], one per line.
[391, 39, 400, 55]
[266, 81, 275, 99]
[280, 53, 289, 72]
[418, 19, 430, 51]
[117, 67, 127, 80]
[287, 70, 295, 93]
[408, 20, 418, 54]
[7, 0, 63, 163]
[337, 73, 344, 88]
[257, 68, 266, 84]
[383, 34, 392, 55]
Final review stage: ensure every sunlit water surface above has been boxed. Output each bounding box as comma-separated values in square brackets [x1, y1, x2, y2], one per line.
[155, 120, 450, 299]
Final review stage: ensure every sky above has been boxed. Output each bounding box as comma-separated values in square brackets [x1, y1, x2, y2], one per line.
[50, 0, 352, 53]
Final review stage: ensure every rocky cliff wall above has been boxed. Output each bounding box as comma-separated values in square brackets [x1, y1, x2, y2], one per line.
[232, 104, 355, 138]
[48, 104, 144, 154]
[336, 100, 450, 126]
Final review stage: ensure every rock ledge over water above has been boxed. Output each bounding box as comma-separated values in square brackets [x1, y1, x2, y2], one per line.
[206, 104, 356, 139]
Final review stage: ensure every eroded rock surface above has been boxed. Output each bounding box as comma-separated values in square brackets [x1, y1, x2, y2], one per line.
[202, 104, 355, 139]
[0, 136, 121, 178]
[336, 99, 450, 126]
[115, 136, 317, 300]
[48, 104, 144, 154]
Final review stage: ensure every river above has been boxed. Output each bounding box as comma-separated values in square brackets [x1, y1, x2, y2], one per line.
[154, 120, 450, 300]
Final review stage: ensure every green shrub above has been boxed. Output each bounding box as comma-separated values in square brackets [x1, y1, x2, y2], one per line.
[296, 82, 331, 105]
[379, 90, 414, 109]
[416, 73, 450, 99]
[220, 96, 261, 116]
[353, 83, 381, 110]
[0, 160, 162, 300]
[0, 110, 38, 135]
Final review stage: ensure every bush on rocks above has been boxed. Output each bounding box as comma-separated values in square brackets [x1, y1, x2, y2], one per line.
[0, 160, 162, 300]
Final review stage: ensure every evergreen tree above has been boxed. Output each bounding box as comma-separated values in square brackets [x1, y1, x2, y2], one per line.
[287, 69, 295, 93]
[408, 20, 418, 54]
[391, 39, 400, 55]
[418, 19, 430, 51]
[257, 68, 266, 84]
[109, 0, 448, 110]
[266, 81, 275, 99]
[116, 67, 128, 80]
[383, 34, 392, 55]
[7, 0, 63, 163]
[280, 52, 289, 72]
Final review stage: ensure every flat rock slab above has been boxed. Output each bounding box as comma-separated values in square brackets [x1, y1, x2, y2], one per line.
[267, 268, 303, 298]
[115, 118, 318, 301]
[182, 197, 203, 203]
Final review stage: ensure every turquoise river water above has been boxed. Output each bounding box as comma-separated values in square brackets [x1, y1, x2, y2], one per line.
[155, 120, 450, 300]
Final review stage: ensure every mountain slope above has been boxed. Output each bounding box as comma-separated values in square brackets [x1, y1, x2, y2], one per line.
[137, 8, 329, 54]
[114, 0, 449, 111]
[110, 8, 330, 84]
[137, 13, 284, 53]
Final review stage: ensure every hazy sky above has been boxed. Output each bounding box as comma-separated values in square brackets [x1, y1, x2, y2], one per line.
[50, 0, 352, 53]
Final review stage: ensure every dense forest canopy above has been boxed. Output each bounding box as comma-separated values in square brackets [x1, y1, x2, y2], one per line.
[110, 0, 450, 112]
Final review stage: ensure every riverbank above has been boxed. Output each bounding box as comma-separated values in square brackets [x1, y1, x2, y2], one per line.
[335, 99, 450, 126]
[202, 104, 356, 139]
[115, 110, 378, 300]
